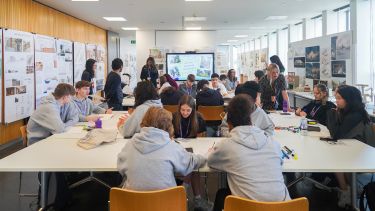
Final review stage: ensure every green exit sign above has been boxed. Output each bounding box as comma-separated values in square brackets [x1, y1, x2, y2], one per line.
[131, 40, 136, 44]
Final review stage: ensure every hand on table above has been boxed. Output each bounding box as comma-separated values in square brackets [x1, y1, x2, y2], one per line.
[105, 108, 113, 114]
[117, 114, 130, 128]
[86, 115, 100, 122]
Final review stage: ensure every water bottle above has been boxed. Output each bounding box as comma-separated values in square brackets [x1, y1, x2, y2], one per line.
[95, 118, 102, 128]
[300, 118, 308, 136]
[282, 100, 288, 112]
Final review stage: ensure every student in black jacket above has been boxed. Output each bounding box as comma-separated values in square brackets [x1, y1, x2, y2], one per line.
[196, 79, 224, 107]
[160, 87, 184, 105]
[295, 84, 336, 126]
[81, 59, 97, 95]
[104, 58, 124, 111]
[140, 57, 159, 88]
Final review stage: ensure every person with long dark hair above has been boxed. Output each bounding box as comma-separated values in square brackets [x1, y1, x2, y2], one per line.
[117, 81, 162, 137]
[270, 55, 285, 73]
[140, 57, 159, 87]
[81, 59, 97, 95]
[225, 69, 238, 91]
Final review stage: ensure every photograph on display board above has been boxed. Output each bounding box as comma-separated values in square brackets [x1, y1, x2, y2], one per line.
[319, 80, 328, 87]
[332, 34, 351, 60]
[331, 36, 337, 60]
[294, 57, 305, 68]
[320, 47, 331, 79]
[331, 60, 346, 77]
[306, 63, 320, 79]
[332, 79, 346, 91]
[56, 39, 73, 84]
[96, 45, 106, 91]
[305, 46, 320, 62]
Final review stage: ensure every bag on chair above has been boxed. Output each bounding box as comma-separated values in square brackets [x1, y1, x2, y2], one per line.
[360, 181, 375, 211]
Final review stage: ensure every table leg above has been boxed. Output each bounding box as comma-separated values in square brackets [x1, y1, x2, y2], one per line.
[351, 173, 357, 209]
[40, 172, 47, 210]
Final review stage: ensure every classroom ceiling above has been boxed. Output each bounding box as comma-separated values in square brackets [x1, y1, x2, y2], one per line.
[36, 0, 349, 44]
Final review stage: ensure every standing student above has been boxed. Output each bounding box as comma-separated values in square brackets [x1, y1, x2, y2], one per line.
[158, 75, 171, 94]
[209, 73, 228, 96]
[270, 55, 286, 73]
[295, 84, 336, 126]
[208, 94, 290, 211]
[220, 81, 275, 136]
[104, 58, 124, 111]
[72, 80, 112, 122]
[27, 83, 79, 145]
[196, 79, 224, 107]
[259, 63, 290, 111]
[160, 87, 184, 105]
[179, 74, 197, 98]
[117, 81, 162, 138]
[326, 85, 374, 207]
[140, 57, 159, 87]
[254, 70, 265, 83]
[81, 59, 97, 95]
[225, 69, 238, 91]
[117, 107, 206, 191]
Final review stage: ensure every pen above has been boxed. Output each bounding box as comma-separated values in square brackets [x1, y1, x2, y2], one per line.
[281, 149, 289, 159]
[211, 142, 216, 148]
[283, 146, 292, 154]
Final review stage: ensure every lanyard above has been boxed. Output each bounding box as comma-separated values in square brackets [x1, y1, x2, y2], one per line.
[180, 118, 191, 138]
[187, 87, 192, 95]
[310, 105, 321, 117]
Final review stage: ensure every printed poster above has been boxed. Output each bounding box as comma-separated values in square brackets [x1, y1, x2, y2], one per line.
[73, 42, 86, 84]
[3, 29, 35, 123]
[56, 39, 73, 85]
[35, 34, 58, 106]
[96, 45, 105, 91]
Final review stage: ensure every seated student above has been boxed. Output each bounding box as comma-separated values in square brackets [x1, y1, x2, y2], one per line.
[326, 85, 374, 207]
[160, 87, 184, 105]
[225, 69, 238, 91]
[118, 81, 162, 138]
[164, 73, 179, 90]
[219, 74, 228, 89]
[27, 83, 79, 145]
[158, 75, 171, 94]
[196, 79, 224, 107]
[254, 70, 265, 83]
[295, 84, 336, 126]
[220, 81, 275, 136]
[179, 74, 197, 98]
[208, 94, 290, 211]
[72, 80, 113, 122]
[117, 107, 206, 191]
[209, 73, 228, 96]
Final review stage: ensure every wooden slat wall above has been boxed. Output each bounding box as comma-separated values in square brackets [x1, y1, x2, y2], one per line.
[0, 0, 107, 145]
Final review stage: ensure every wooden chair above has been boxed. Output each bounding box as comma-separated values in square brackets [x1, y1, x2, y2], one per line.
[224, 196, 309, 211]
[20, 125, 28, 148]
[110, 186, 187, 211]
[163, 105, 179, 114]
[197, 106, 225, 121]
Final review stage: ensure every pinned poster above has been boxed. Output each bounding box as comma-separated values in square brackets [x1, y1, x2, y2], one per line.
[35, 34, 58, 106]
[3, 29, 35, 123]
[96, 45, 105, 90]
[73, 42, 86, 84]
[56, 39, 73, 85]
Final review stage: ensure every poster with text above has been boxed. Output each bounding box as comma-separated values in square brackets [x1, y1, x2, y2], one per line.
[96, 45, 105, 90]
[56, 39, 73, 85]
[35, 34, 58, 106]
[73, 42, 86, 84]
[3, 29, 35, 123]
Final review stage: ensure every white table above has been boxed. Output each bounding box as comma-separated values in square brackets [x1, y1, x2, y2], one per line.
[122, 97, 135, 107]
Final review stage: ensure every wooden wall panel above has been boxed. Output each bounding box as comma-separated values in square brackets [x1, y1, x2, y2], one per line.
[0, 0, 107, 145]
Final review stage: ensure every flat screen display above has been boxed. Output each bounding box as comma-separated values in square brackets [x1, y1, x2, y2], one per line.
[166, 53, 214, 81]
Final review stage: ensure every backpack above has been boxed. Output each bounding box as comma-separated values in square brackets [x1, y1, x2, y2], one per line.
[360, 181, 375, 211]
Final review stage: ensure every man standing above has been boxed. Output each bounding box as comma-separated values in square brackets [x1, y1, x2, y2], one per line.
[104, 58, 124, 111]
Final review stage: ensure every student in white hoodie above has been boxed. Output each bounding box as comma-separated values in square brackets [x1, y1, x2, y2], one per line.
[118, 81, 163, 138]
[117, 107, 206, 191]
[208, 94, 290, 211]
[27, 83, 79, 145]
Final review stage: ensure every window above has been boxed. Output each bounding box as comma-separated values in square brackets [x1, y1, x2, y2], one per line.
[278, 28, 288, 72]
[232, 45, 238, 71]
[269, 32, 277, 59]
[327, 5, 350, 35]
[261, 35, 268, 49]
[306, 16, 322, 39]
[250, 40, 255, 51]
[290, 23, 303, 42]
[255, 38, 261, 50]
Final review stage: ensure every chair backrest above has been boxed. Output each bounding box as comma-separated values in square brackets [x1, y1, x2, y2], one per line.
[163, 105, 179, 114]
[110, 186, 186, 211]
[20, 126, 27, 148]
[224, 196, 309, 211]
[198, 106, 225, 121]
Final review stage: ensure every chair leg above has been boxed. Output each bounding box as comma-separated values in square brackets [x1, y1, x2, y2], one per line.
[18, 172, 22, 194]
[18, 172, 38, 197]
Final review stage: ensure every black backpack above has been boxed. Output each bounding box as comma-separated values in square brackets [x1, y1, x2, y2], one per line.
[360, 182, 375, 211]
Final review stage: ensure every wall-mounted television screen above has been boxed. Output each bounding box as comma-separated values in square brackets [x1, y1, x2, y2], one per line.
[166, 53, 214, 81]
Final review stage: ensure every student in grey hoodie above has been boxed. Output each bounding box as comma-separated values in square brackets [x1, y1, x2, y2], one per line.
[117, 107, 206, 191]
[220, 81, 274, 136]
[118, 81, 163, 138]
[27, 83, 79, 145]
[208, 94, 290, 211]
[72, 80, 112, 122]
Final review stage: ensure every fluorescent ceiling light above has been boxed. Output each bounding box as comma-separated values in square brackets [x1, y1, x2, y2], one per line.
[220, 43, 230, 45]
[103, 17, 127, 21]
[185, 0, 213, 1]
[185, 27, 202, 30]
[72, 0, 99, 1]
[122, 27, 139, 30]
[227, 40, 238, 42]
[265, 16, 288, 20]
[184, 17, 207, 21]
[234, 35, 248, 38]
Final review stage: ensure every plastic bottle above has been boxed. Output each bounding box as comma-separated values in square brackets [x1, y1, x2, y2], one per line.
[282, 100, 288, 112]
[300, 118, 308, 136]
[95, 118, 102, 128]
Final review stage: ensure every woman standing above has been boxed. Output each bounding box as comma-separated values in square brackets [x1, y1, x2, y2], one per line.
[140, 57, 159, 88]
[81, 59, 97, 95]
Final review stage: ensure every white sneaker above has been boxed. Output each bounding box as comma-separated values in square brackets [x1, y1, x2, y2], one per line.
[337, 187, 351, 208]
[194, 197, 213, 211]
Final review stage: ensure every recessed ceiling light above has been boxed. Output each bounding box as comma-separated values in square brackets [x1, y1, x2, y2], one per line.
[185, 0, 213, 1]
[234, 35, 248, 38]
[122, 27, 139, 30]
[227, 40, 238, 42]
[265, 16, 288, 20]
[184, 17, 207, 22]
[103, 17, 127, 21]
[72, 0, 99, 1]
[185, 27, 202, 30]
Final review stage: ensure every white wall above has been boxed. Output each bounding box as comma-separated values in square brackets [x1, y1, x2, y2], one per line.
[120, 35, 137, 92]
[136, 30, 156, 82]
